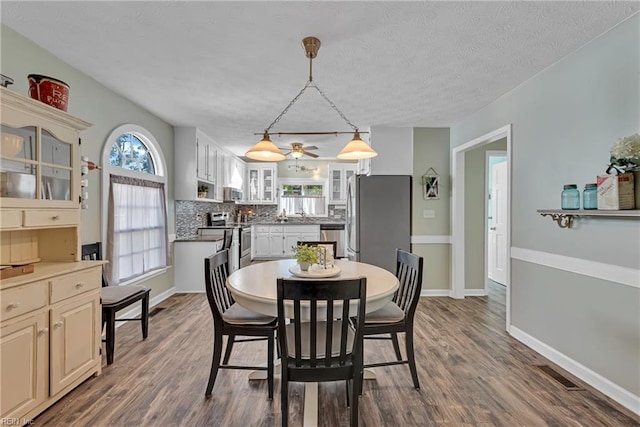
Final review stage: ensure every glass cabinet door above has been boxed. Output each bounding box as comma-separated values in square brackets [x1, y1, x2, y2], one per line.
[262, 168, 274, 202]
[1, 125, 74, 201]
[1, 125, 37, 199]
[331, 169, 341, 201]
[41, 129, 72, 200]
[248, 168, 259, 201]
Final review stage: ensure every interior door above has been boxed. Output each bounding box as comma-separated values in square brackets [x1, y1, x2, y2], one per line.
[488, 160, 507, 285]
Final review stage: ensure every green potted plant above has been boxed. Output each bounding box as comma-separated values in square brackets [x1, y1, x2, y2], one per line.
[294, 244, 320, 271]
[197, 184, 208, 198]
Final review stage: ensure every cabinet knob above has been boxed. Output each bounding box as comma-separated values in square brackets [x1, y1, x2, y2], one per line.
[52, 215, 60, 220]
[75, 282, 84, 289]
[7, 302, 20, 309]
[38, 328, 49, 336]
[53, 321, 63, 328]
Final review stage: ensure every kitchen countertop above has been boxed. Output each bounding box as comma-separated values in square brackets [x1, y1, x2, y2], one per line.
[250, 221, 345, 226]
[174, 236, 224, 242]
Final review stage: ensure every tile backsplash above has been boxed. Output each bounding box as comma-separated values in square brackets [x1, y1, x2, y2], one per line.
[175, 201, 345, 239]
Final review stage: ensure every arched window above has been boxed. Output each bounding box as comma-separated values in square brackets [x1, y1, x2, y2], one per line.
[102, 125, 168, 285]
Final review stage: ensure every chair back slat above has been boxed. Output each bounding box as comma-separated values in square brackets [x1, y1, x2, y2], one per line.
[277, 278, 366, 369]
[81, 242, 109, 288]
[204, 250, 235, 323]
[393, 249, 424, 316]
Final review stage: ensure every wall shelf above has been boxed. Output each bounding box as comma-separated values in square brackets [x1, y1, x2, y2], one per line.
[538, 209, 640, 228]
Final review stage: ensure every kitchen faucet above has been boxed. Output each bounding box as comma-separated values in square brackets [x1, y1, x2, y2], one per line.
[296, 209, 306, 219]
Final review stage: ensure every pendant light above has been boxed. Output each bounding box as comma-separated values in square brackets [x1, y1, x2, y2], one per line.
[246, 37, 377, 161]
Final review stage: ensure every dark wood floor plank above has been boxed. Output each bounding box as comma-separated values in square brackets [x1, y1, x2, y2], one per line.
[33, 282, 639, 426]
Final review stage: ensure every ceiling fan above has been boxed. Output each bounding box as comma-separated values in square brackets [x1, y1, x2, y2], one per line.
[280, 142, 319, 159]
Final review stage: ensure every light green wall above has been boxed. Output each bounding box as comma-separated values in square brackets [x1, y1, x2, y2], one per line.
[1, 25, 176, 298]
[464, 138, 507, 290]
[451, 15, 640, 396]
[412, 128, 450, 290]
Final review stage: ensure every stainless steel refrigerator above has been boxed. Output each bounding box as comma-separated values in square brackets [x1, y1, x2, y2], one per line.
[346, 175, 412, 273]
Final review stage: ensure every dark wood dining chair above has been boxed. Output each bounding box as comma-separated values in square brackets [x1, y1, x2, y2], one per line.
[360, 248, 423, 389]
[204, 249, 277, 399]
[81, 242, 151, 365]
[277, 276, 367, 427]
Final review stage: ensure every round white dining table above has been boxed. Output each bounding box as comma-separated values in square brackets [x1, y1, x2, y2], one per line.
[226, 258, 399, 427]
[227, 258, 399, 317]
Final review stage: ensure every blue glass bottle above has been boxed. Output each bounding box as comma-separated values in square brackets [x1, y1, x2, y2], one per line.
[583, 183, 597, 210]
[561, 184, 580, 210]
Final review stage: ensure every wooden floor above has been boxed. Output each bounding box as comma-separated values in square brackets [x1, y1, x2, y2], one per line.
[36, 283, 638, 426]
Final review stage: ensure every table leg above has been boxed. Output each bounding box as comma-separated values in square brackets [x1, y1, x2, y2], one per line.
[303, 383, 319, 427]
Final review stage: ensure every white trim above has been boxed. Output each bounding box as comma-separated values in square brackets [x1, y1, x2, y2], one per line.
[421, 289, 452, 297]
[118, 266, 170, 287]
[510, 326, 640, 416]
[411, 235, 452, 244]
[511, 247, 640, 289]
[113, 286, 176, 326]
[452, 124, 512, 330]
[419, 289, 487, 297]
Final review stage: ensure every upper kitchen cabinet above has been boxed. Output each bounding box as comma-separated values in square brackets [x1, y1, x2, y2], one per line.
[328, 163, 356, 205]
[246, 163, 277, 204]
[0, 87, 90, 210]
[175, 127, 223, 202]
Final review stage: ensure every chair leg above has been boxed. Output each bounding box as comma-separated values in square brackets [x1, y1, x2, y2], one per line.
[346, 379, 351, 407]
[350, 374, 359, 427]
[141, 292, 149, 339]
[405, 327, 420, 389]
[391, 332, 402, 361]
[281, 370, 289, 427]
[205, 331, 224, 397]
[222, 335, 235, 365]
[267, 330, 274, 400]
[105, 309, 116, 365]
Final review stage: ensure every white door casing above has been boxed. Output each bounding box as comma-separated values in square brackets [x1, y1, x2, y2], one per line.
[452, 124, 512, 331]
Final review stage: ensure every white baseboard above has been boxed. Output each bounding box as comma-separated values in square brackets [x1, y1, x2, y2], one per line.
[421, 288, 488, 297]
[464, 289, 487, 296]
[114, 286, 176, 326]
[510, 326, 640, 416]
[421, 289, 451, 297]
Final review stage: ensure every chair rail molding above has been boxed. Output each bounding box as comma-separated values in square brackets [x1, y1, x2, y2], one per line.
[511, 247, 640, 289]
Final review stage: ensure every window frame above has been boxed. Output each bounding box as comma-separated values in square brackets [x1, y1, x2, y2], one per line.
[101, 124, 169, 285]
[278, 177, 329, 218]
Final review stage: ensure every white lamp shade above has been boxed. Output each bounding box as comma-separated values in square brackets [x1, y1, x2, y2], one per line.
[290, 150, 304, 159]
[245, 134, 286, 161]
[337, 132, 377, 160]
[1, 133, 25, 157]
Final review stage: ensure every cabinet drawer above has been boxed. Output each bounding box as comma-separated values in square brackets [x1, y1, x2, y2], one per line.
[0, 210, 22, 230]
[269, 226, 284, 233]
[284, 225, 318, 234]
[254, 225, 271, 233]
[23, 210, 79, 228]
[50, 268, 101, 304]
[0, 281, 48, 322]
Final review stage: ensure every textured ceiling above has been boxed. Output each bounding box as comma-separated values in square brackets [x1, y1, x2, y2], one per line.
[2, 2, 638, 158]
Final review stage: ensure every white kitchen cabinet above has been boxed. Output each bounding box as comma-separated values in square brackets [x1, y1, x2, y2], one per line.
[252, 224, 319, 258]
[246, 164, 277, 204]
[175, 127, 229, 202]
[328, 163, 356, 205]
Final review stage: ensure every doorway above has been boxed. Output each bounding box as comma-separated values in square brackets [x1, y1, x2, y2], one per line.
[451, 124, 512, 330]
[486, 152, 507, 287]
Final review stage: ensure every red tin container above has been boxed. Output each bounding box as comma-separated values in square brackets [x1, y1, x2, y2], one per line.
[27, 74, 70, 112]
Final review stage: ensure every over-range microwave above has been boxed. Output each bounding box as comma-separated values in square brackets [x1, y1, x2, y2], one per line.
[223, 187, 243, 202]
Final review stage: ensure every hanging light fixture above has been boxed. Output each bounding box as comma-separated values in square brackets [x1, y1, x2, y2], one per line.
[246, 36, 377, 161]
